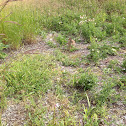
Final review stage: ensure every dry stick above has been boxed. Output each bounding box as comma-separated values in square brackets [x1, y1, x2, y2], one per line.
[0, 0, 10, 13]
[0, 12, 12, 22]
[0, 34, 5, 36]
[4, 21, 21, 26]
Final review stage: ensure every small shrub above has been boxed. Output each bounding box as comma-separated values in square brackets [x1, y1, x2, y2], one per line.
[74, 71, 97, 91]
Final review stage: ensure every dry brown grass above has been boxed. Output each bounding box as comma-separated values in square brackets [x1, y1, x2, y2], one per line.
[0, 0, 62, 14]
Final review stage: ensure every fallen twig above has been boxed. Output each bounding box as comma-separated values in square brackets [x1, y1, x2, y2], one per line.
[4, 21, 21, 26]
[0, 0, 10, 13]
[0, 12, 12, 22]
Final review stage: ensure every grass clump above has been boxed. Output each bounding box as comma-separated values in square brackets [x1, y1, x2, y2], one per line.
[0, 0, 41, 49]
[87, 38, 118, 63]
[55, 34, 67, 45]
[115, 76, 126, 89]
[54, 50, 80, 67]
[0, 41, 8, 59]
[119, 36, 126, 47]
[122, 59, 126, 72]
[94, 82, 116, 106]
[1, 54, 56, 99]
[108, 60, 121, 73]
[74, 71, 97, 91]
[46, 41, 57, 48]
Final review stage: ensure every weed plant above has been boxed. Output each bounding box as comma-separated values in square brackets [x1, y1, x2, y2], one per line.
[0, 0, 126, 125]
[74, 71, 97, 91]
[94, 82, 116, 106]
[54, 50, 80, 67]
[119, 36, 126, 47]
[114, 76, 126, 89]
[122, 59, 126, 72]
[55, 34, 67, 45]
[1, 54, 56, 99]
[0, 0, 126, 48]
[0, 41, 8, 59]
[47, 41, 57, 48]
[108, 60, 121, 73]
[87, 38, 118, 63]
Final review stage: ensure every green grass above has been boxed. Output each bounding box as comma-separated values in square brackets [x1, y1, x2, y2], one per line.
[87, 37, 119, 63]
[1, 54, 57, 99]
[54, 49, 80, 67]
[74, 71, 98, 91]
[0, 0, 126, 49]
[0, 0, 126, 125]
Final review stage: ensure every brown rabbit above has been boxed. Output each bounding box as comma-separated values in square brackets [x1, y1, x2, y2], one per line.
[68, 37, 76, 51]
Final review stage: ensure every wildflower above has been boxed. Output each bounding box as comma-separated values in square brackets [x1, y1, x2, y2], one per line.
[63, 70, 66, 73]
[112, 48, 116, 52]
[59, 21, 62, 24]
[55, 103, 60, 108]
[79, 21, 84, 25]
[57, 78, 60, 82]
[80, 15, 84, 19]
[83, 15, 87, 18]
[80, 15, 87, 19]
[50, 38, 53, 41]
[97, 50, 100, 53]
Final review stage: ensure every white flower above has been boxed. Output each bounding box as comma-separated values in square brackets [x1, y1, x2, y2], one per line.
[83, 15, 87, 18]
[57, 78, 60, 82]
[79, 21, 84, 25]
[80, 15, 84, 19]
[63, 70, 66, 73]
[50, 38, 53, 41]
[55, 103, 60, 108]
[112, 48, 116, 52]
[59, 21, 62, 24]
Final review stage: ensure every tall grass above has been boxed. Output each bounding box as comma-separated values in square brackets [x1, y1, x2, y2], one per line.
[0, 0, 41, 48]
[0, 0, 126, 49]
